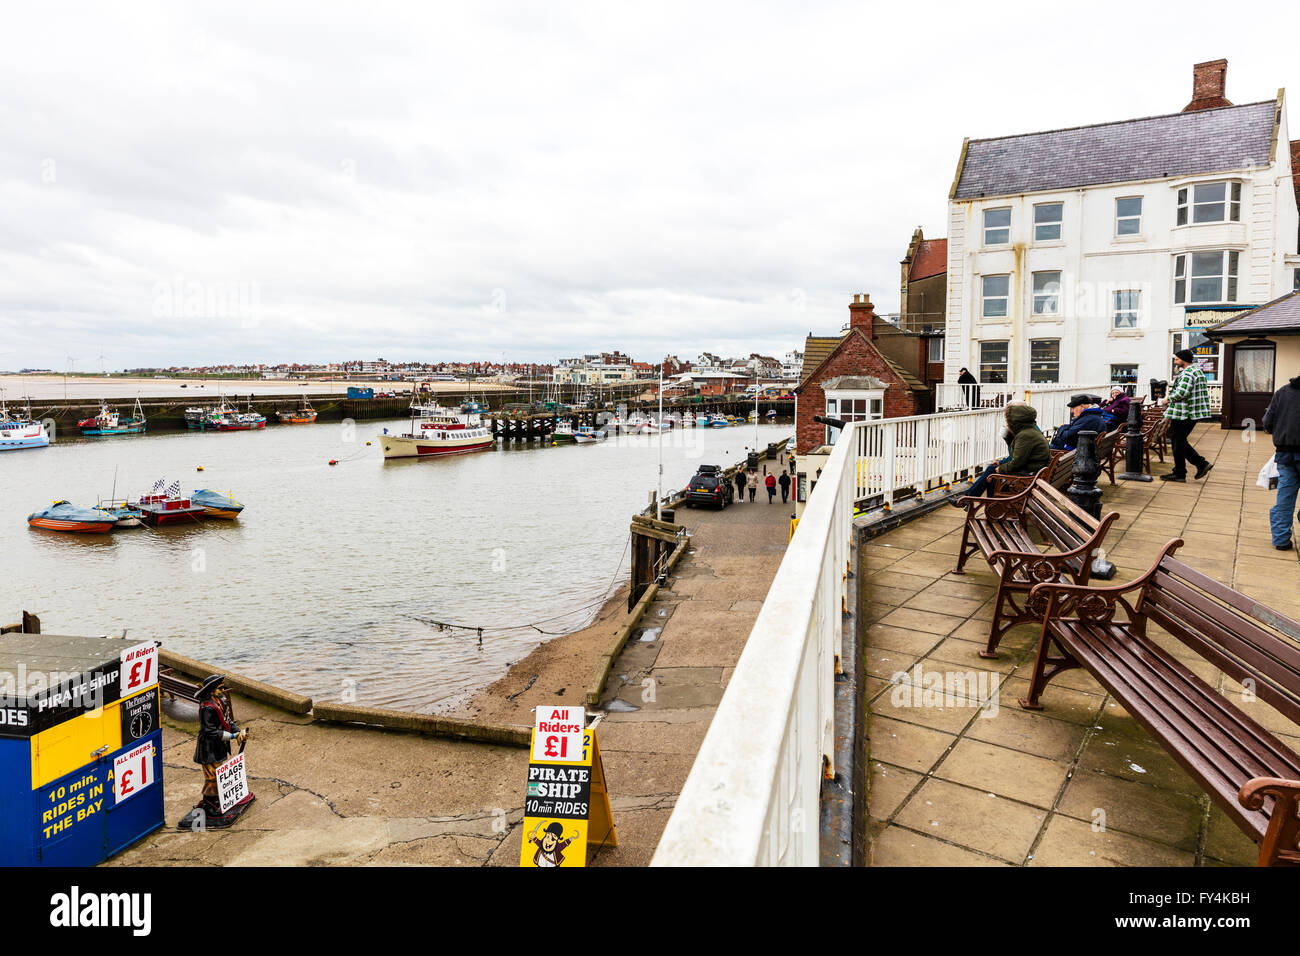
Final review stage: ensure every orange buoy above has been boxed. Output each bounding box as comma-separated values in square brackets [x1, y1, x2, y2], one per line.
[329, 459, 338, 466]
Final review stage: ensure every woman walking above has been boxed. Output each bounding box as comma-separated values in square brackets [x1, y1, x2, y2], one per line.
[734, 468, 747, 503]
[765, 471, 777, 503]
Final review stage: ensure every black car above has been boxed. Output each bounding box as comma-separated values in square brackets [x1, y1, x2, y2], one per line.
[685, 464, 733, 509]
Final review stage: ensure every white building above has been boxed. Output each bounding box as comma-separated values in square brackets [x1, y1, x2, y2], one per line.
[944, 61, 1300, 393]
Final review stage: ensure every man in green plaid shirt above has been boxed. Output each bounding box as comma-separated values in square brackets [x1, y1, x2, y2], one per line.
[1160, 348, 1212, 482]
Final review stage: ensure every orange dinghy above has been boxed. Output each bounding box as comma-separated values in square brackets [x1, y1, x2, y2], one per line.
[27, 500, 116, 533]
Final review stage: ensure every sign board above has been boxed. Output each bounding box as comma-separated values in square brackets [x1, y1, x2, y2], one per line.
[119, 687, 159, 744]
[216, 752, 249, 813]
[112, 741, 156, 804]
[530, 705, 585, 764]
[519, 713, 616, 867]
[118, 642, 158, 698]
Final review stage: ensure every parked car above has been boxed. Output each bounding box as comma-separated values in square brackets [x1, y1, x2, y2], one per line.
[685, 464, 733, 510]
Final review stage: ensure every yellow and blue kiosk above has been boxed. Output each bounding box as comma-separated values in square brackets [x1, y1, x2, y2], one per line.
[1, 634, 165, 866]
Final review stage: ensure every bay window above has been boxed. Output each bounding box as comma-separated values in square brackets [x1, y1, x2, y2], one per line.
[1173, 250, 1239, 304]
[1176, 181, 1241, 225]
[824, 391, 883, 444]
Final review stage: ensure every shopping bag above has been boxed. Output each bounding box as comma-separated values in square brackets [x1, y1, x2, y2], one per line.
[1257, 454, 1279, 490]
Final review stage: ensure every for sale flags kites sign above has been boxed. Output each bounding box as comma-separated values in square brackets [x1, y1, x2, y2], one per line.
[519, 706, 617, 867]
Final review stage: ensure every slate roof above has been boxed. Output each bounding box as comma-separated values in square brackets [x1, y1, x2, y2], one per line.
[1206, 292, 1300, 336]
[953, 101, 1278, 200]
[799, 336, 842, 387]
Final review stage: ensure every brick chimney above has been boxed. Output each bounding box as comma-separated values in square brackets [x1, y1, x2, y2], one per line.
[849, 293, 876, 338]
[1183, 59, 1232, 112]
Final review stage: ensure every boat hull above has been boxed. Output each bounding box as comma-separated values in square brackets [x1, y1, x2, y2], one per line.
[380, 434, 494, 459]
[0, 435, 49, 451]
[276, 413, 317, 424]
[80, 424, 146, 436]
[28, 517, 115, 533]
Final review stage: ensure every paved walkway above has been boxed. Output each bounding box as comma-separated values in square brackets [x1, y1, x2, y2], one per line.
[581, 482, 794, 865]
[865, 425, 1300, 866]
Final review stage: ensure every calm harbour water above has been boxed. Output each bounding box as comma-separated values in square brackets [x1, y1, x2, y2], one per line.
[0, 419, 789, 712]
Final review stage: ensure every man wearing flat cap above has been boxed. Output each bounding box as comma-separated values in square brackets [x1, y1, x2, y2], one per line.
[1160, 349, 1212, 482]
[1050, 394, 1106, 452]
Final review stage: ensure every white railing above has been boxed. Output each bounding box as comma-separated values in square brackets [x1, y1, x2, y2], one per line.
[652, 384, 1108, 866]
[935, 381, 1110, 412]
[652, 416, 856, 866]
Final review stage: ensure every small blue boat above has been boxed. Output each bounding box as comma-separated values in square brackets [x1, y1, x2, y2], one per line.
[191, 489, 244, 519]
[0, 394, 49, 451]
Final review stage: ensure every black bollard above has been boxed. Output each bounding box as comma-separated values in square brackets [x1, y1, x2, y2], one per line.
[1068, 430, 1116, 579]
[1118, 399, 1152, 482]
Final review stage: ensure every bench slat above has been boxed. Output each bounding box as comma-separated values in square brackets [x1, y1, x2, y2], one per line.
[1057, 621, 1293, 839]
[1144, 576, 1300, 728]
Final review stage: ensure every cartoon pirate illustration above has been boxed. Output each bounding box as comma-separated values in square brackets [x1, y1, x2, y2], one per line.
[528, 820, 576, 867]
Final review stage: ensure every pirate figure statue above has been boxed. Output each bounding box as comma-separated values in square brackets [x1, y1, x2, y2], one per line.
[177, 674, 255, 830]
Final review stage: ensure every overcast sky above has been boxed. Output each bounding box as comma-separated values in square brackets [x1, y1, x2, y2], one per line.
[1, 1, 1297, 370]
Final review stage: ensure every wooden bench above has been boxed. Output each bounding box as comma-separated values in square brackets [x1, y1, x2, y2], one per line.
[1022, 539, 1300, 866]
[987, 424, 1120, 496]
[952, 479, 1118, 659]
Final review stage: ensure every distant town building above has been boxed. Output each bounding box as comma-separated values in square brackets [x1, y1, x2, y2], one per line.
[944, 59, 1300, 393]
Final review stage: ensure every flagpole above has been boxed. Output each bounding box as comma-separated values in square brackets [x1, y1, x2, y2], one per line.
[656, 362, 663, 520]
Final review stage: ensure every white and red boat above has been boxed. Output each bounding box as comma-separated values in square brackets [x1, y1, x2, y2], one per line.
[379, 387, 494, 460]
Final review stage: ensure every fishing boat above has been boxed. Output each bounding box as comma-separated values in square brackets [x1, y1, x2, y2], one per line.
[765, 408, 777, 420]
[626, 412, 650, 433]
[706, 413, 729, 428]
[78, 398, 147, 436]
[208, 397, 266, 431]
[0, 394, 49, 451]
[551, 420, 576, 444]
[191, 489, 244, 519]
[27, 501, 116, 534]
[276, 396, 317, 425]
[184, 406, 214, 429]
[573, 425, 604, 444]
[680, 412, 696, 428]
[378, 385, 494, 460]
[607, 414, 626, 433]
[638, 418, 666, 434]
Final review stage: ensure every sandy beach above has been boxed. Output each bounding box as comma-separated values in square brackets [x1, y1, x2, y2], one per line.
[0, 374, 511, 402]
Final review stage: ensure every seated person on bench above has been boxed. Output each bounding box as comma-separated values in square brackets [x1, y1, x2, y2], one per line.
[1050, 394, 1107, 451]
[952, 402, 1051, 506]
[1098, 387, 1132, 429]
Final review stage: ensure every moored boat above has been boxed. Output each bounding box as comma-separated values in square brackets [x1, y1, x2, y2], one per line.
[551, 419, 577, 444]
[680, 412, 696, 428]
[276, 396, 317, 425]
[0, 394, 49, 451]
[130, 480, 207, 526]
[191, 489, 244, 519]
[573, 425, 604, 444]
[97, 500, 145, 528]
[706, 413, 729, 428]
[79, 398, 147, 436]
[379, 383, 494, 460]
[27, 501, 116, 534]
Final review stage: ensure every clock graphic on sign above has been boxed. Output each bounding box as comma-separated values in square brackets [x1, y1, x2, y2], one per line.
[130, 710, 153, 739]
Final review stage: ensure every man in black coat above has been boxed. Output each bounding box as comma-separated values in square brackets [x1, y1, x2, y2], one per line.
[1263, 374, 1300, 550]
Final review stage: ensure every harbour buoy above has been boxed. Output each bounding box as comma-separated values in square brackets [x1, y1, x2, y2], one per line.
[329, 459, 338, 466]
[365, 441, 372, 446]
[196, 466, 204, 471]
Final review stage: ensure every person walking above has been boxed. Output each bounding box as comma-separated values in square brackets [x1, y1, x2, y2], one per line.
[1160, 349, 1212, 482]
[748, 469, 757, 502]
[778, 470, 791, 503]
[1262, 371, 1300, 550]
[957, 367, 981, 408]
[951, 402, 1050, 505]
[788, 452, 796, 476]
[733, 468, 747, 503]
[765, 471, 777, 503]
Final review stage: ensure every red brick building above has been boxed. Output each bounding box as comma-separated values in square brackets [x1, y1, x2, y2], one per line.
[793, 294, 929, 454]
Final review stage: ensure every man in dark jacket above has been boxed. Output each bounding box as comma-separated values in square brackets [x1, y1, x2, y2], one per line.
[778, 470, 791, 503]
[1263, 374, 1300, 550]
[1051, 395, 1107, 451]
[952, 403, 1051, 504]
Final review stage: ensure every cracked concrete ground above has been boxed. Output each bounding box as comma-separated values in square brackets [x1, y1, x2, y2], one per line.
[111, 467, 794, 867]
